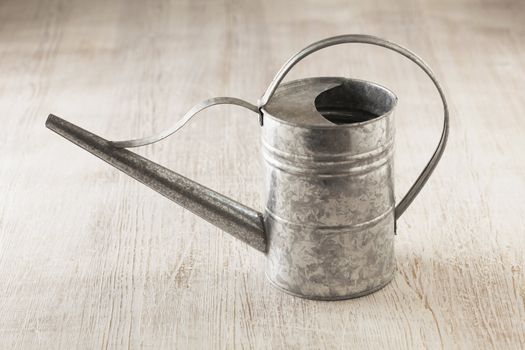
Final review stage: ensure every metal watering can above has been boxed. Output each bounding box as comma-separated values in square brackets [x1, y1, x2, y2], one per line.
[46, 35, 449, 300]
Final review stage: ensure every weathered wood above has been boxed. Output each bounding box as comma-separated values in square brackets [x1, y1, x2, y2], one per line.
[0, 0, 524, 348]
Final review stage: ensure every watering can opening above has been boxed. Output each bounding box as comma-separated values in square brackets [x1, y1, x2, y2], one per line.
[314, 80, 397, 125]
[262, 77, 397, 128]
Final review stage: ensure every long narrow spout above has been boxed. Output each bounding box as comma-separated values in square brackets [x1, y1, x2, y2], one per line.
[46, 114, 266, 253]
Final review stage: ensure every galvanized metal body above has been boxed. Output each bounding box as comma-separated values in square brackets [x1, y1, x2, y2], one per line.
[46, 34, 449, 301]
[261, 77, 397, 299]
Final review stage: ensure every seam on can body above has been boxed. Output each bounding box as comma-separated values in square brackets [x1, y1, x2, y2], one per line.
[261, 147, 394, 177]
[264, 206, 394, 232]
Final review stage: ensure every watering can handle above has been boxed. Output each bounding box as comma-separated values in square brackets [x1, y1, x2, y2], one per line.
[112, 34, 449, 222]
[258, 34, 449, 221]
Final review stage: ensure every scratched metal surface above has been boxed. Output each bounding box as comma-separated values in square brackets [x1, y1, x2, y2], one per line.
[262, 78, 396, 299]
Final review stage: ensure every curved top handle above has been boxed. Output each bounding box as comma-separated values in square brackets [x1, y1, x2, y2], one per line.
[258, 34, 449, 221]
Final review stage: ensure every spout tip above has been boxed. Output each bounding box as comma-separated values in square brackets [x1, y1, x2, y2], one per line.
[45, 114, 59, 130]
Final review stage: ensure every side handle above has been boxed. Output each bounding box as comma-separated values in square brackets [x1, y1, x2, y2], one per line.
[111, 97, 259, 148]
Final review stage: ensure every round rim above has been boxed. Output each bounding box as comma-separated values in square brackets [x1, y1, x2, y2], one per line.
[261, 77, 398, 129]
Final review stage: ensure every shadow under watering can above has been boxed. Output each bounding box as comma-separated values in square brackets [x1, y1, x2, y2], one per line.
[46, 34, 449, 300]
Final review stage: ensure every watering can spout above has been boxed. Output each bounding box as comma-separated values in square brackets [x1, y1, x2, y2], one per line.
[45, 114, 267, 253]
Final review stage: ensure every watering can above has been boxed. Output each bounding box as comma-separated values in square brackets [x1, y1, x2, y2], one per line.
[46, 35, 449, 300]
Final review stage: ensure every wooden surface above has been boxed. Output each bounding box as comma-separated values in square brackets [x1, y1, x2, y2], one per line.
[1, 0, 524, 348]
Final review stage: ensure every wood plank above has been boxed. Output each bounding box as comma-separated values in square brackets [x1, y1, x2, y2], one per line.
[0, 0, 524, 348]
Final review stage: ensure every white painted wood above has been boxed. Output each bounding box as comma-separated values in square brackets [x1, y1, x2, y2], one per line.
[0, 0, 524, 348]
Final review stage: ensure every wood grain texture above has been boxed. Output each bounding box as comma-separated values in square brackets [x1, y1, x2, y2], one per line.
[1, 0, 524, 348]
